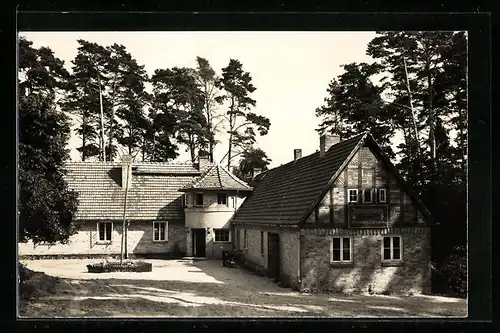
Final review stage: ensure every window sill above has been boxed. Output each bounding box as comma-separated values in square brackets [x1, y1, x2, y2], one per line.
[330, 261, 354, 268]
[214, 241, 231, 244]
[153, 240, 169, 243]
[381, 261, 404, 267]
[96, 241, 112, 245]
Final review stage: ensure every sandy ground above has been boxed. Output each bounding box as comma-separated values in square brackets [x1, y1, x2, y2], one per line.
[18, 259, 467, 318]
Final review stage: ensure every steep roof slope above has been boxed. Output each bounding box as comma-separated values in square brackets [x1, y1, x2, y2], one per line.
[64, 162, 200, 221]
[231, 133, 366, 225]
[180, 164, 253, 192]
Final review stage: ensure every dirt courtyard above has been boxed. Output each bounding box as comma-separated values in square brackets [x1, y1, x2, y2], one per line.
[18, 259, 467, 318]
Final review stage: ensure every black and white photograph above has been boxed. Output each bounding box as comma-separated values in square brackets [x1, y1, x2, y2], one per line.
[17, 28, 469, 318]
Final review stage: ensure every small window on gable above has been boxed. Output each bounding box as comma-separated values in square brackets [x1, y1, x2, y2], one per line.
[363, 189, 373, 203]
[348, 189, 358, 203]
[217, 193, 227, 205]
[378, 189, 387, 203]
[195, 193, 203, 206]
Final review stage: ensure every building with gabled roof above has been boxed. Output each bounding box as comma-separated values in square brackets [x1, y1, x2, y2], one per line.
[18, 151, 252, 259]
[231, 132, 435, 295]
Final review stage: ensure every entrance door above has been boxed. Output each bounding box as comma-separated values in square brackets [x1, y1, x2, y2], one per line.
[192, 228, 206, 257]
[267, 233, 280, 280]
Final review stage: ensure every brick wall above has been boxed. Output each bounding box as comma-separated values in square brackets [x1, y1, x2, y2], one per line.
[300, 227, 431, 295]
[233, 224, 300, 287]
[18, 219, 186, 257]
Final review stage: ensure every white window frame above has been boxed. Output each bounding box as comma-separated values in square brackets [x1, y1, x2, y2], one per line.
[381, 235, 403, 262]
[152, 221, 168, 242]
[362, 188, 373, 203]
[331, 237, 353, 263]
[217, 193, 228, 206]
[97, 221, 113, 243]
[213, 228, 231, 243]
[348, 189, 358, 203]
[194, 192, 204, 206]
[378, 188, 387, 203]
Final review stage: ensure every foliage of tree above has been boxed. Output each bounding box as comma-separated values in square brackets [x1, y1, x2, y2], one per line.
[233, 148, 272, 184]
[193, 57, 224, 163]
[216, 59, 270, 169]
[315, 31, 468, 294]
[18, 38, 79, 243]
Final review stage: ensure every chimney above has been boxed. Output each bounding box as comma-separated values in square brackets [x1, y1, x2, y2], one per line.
[253, 168, 262, 178]
[294, 149, 302, 161]
[121, 155, 133, 189]
[319, 134, 340, 157]
[198, 150, 211, 173]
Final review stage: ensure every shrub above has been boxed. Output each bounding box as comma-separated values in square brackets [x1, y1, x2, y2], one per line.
[86, 261, 152, 273]
[439, 249, 467, 298]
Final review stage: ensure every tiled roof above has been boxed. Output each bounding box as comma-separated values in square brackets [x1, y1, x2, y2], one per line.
[180, 164, 253, 192]
[231, 133, 367, 225]
[64, 162, 200, 221]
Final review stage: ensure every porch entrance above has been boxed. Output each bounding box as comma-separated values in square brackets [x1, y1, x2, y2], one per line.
[192, 228, 206, 257]
[267, 233, 280, 280]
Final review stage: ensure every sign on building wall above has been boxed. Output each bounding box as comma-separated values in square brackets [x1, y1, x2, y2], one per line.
[348, 205, 388, 228]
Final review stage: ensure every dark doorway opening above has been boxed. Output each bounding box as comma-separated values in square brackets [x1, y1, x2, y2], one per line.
[192, 228, 206, 257]
[267, 233, 280, 281]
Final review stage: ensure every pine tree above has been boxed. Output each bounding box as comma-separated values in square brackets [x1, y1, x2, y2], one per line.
[18, 37, 79, 244]
[216, 59, 270, 168]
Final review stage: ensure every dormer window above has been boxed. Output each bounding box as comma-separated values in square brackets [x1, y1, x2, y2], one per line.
[217, 193, 227, 205]
[195, 193, 203, 206]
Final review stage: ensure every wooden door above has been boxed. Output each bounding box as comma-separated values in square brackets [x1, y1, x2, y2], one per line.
[192, 229, 206, 257]
[267, 233, 280, 280]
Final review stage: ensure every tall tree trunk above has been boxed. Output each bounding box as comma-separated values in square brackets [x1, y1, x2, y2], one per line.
[428, 67, 436, 161]
[81, 116, 87, 161]
[108, 76, 117, 162]
[98, 74, 106, 162]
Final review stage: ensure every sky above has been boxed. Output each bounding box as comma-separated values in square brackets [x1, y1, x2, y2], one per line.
[19, 31, 381, 169]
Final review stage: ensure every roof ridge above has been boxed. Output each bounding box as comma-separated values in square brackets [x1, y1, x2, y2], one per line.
[218, 165, 252, 188]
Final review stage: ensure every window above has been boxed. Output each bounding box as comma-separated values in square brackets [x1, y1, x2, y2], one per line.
[217, 193, 227, 205]
[214, 229, 230, 242]
[363, 189, 373, 203]
[378, 188, 387, 203]
[382, 236, 402, 261]
[153, 222, 168, 241]
[260, 231, 264, 256]
[331, 237, 352, 262]
[98, 222, 112, 242]
[244, 229, 248, 248]
[195, 193, 203, 206]
[348, 189, 358, 203]
[182, 193, 188, 207]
